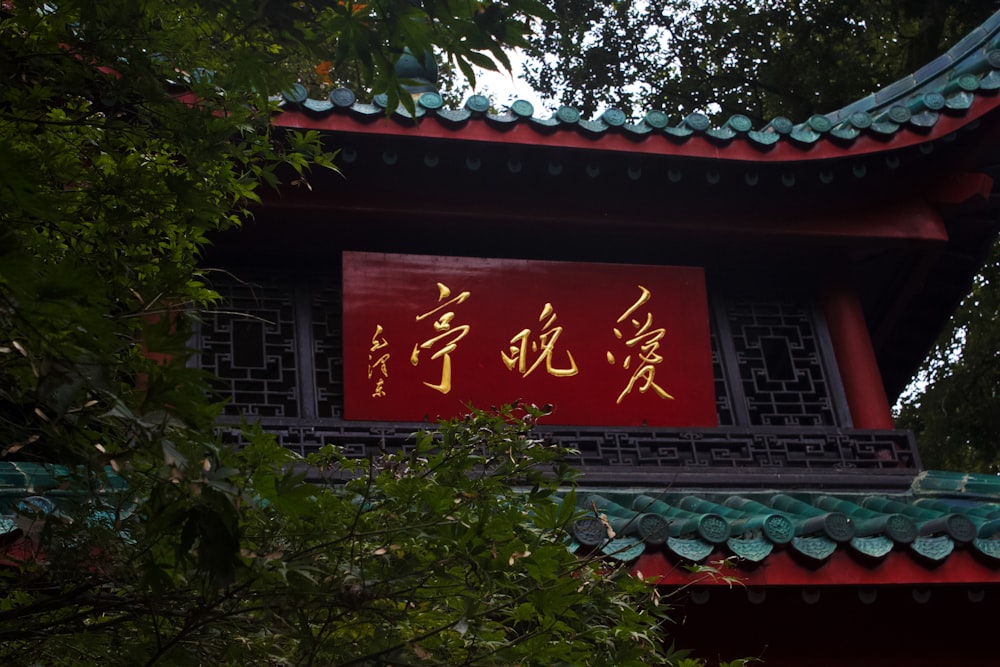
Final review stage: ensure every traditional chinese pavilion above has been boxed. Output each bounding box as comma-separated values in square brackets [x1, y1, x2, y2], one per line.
[191, 10, 1000, 667]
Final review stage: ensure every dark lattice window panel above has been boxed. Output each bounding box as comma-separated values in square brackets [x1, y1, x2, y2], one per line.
[535, 428, 917, 471]
[217, 421, 420, 459]
[193, 269, 919, 483]
[197, 277, 301, 419]
[215, 421, 919, 485]
[725, 298, 838, 427]
[312, 282, 344, 419]
[710, 326, 735, 426]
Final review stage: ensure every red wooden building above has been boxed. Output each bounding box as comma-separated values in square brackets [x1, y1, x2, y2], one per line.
[195, 9, 1000, 666]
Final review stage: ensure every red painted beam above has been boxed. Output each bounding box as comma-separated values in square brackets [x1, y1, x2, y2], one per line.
[259, 183, 950, 243]
[632, 547, 1000, 586]
[822, 282, 896, 429]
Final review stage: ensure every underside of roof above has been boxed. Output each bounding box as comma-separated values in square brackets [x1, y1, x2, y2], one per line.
[255, 12, 1000, 401]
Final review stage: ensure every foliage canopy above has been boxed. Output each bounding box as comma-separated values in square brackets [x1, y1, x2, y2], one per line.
[896, 245, 1000, 473]
[0, 407, 671, 665]
[521, 0, 997, 122]
[0, 1, 674, 665]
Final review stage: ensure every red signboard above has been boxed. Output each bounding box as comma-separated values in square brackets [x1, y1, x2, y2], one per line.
[342, 252, 717, 427]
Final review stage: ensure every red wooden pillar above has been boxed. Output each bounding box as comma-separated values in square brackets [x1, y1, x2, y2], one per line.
[822, 283, 894, 429]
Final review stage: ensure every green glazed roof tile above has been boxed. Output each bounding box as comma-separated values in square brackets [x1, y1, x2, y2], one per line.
[850, 535, 894, 558]
[952, 72, 982, 92]
[869, 120, 900, 135]
[976, 518, 1000, 538]
[276, 9, 1000, 158]
[577, 118, 609, 134]
[746, 130, 781, 147]
[805, 114, 833, 132]
[465, 94, 490, 113]
[662, 126, 694, 139]
[601, 108, 627, 126]
[436, 108, 472, 124]
[624, 122, 653, 137]
[281, 83, 308, 104]
[484, 111, 518, 126]
[828, 96, 875, 122]
[557, 470, 1000, 567]
[0, 462, 125, 531]
[912, 470, 1000, 497]
[764, 117, 795, 134]
[726, 114, 754, 133]
[885, 104, 912, 123]
[510, 99, 534, 117]
[348, 102, 381, 117]
[909, 110, 940, 128]
[0, 467, 29, 491]
[528, 115, 560, 129]
[876, 77, 918, 106]
[913, 54, 956, 87]
[973, 537, 1000, 561]
[788, 127, 821, 144]
[556, 105, 581, 123]
[667, 536, 714, 561]
[911, 534, 954, 561]
[986, 10, 1000, 32]
[329, 87, 356, 107]
[418, 92, 443, 110]
[916, 91, 946, 111]
[635, 513, 670, 544]
[705, 127, 738, 142]
[303, 98, 333, 113]
[642, 110, 669, 128]
[602, 536, 646, 561]
[726, 535, 772, 562]
[791, 535, 838, 560]
[848, 110, 873, 127]
[0, 463, 71, 495]
[571, 517, 608, 547]
[979, 70, 1000, 89]
[679, 112, 710, 131]
[946, 91, 975, 110]
[829, 125, 860, 142]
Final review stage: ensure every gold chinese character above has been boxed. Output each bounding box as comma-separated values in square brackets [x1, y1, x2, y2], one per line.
[367, 324, 390, 398]
[410, 282, 471, 394]
[367, 353, 389, 379]
[607, 285, 674, 404]
[370, 324, 388, 352]
[502, 302, 578, 378]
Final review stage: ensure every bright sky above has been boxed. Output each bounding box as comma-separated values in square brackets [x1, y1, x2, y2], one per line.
[470, 53, 549, 114]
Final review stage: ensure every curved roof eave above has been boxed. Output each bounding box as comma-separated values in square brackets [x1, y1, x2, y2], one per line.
[272, 10, 1000, 165]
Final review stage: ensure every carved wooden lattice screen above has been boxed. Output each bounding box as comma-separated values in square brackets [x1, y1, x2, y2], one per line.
[192, 269, 918, 479]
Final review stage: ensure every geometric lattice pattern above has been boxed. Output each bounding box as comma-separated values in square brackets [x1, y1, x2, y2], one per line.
[216, 420, 917, 481]
[725, 298, 838, 427]
[196, 271, 921, 477]
[548, 427, 916, 471]
[312, 282, 345, 419]
[196, 277, 301, 419]
[710, 326, 736, 426]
